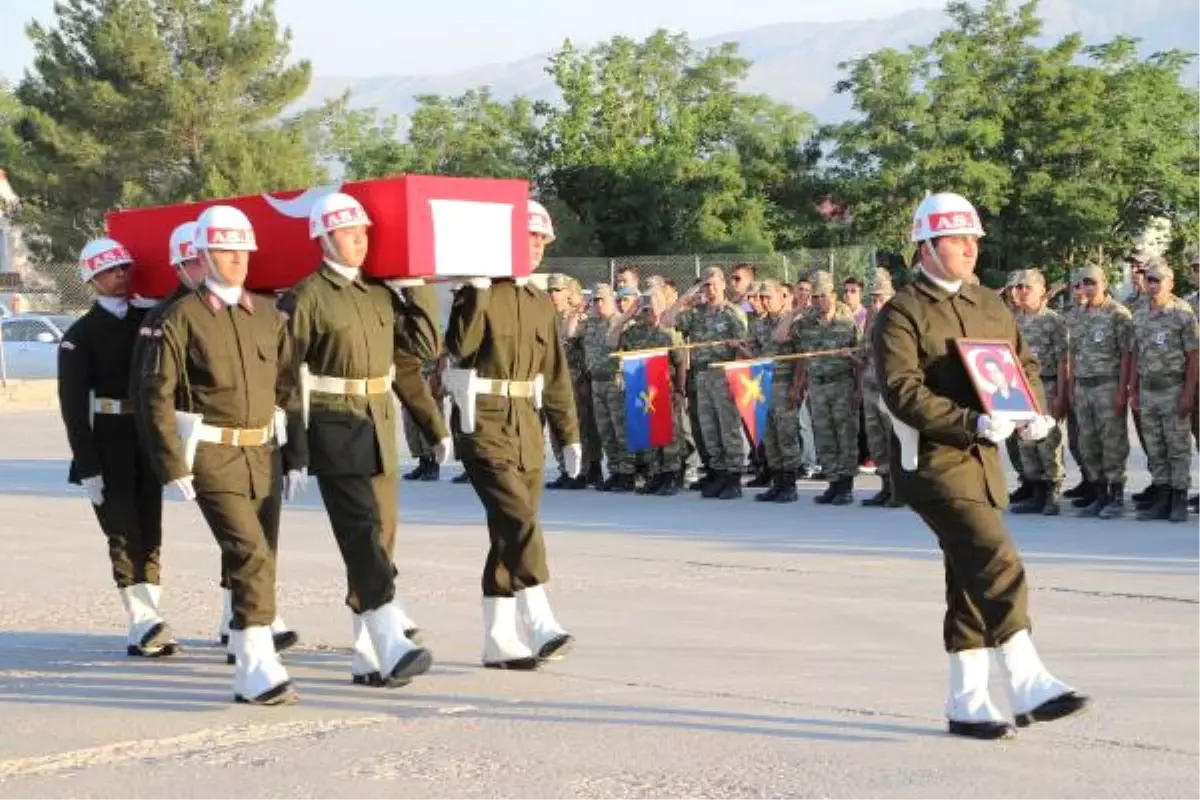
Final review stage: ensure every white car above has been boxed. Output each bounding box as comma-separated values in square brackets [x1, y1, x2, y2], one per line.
[0, 313, 80, 379]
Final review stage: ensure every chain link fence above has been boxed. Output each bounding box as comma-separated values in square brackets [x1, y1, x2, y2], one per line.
[542, 246, 881, 292]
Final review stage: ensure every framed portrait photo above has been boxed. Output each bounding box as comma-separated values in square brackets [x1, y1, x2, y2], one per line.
[954, 338, 1041, 422]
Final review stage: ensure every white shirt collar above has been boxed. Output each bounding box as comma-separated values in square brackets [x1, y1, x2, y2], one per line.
[919, 266, 962, 294]
[96, 296, 128, 319]
[323, 259, 360, 283]
[205, 278, 243, 306]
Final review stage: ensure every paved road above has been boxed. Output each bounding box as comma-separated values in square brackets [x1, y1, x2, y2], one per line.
[0, 410, 1195, 797]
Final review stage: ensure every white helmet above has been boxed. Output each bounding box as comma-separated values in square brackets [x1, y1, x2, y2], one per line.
[529, 199, 555, 242]
[309, 192, 371, 239]
[78, 237, 133, 283]
[910, 192, 985, 243]
[193, 205, 257, 251]
[168, 221, 198, 267]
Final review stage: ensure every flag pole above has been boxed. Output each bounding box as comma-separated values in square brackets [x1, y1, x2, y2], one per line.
[709, 347, 860, 369]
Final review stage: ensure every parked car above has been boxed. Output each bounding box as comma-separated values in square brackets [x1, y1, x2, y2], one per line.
[0, 313, 79, 379]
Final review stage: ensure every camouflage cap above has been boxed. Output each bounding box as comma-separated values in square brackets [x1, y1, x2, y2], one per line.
[1005, 270, 1022, 288]
[701, 266, 725, 284]
[811, 270, 835, 296]
[747, 281, 765, 295]
[1078, 264, 1105, 283]
[759, 278, 781, 294]
[592, 282, 615, 298]
[546, 273, 569, 290]
[1015, 268, 1045, 287]
[1146, 261, 1173, 281]
[867, 268, 894, 295]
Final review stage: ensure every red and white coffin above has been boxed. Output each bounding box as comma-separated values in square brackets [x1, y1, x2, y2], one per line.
[107, 175, 530, 297]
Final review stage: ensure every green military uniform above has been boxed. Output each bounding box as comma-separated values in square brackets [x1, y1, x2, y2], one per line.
[796, 272, 861, 503]
[446, 279, 579, 598]
[1011, 269, 1069, 515]
[1068, 266, 1133, 517]
[142, 284, 296, 633]
[579, 284, 635, 488]
[402, 359, 440, 480]
[1130, 264, 1199, 522]
[59, 298, 174, 656]
[674, 269, 748, 499]
[548, 278, 600, 489]
[860, 269, 899, 507]
[618, 310, 686, 494]
[748, 292, 801, 502]
[874, 270, 1044, 654]
[279, 264, 444, 618]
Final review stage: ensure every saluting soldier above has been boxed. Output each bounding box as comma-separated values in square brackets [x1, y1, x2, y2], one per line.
[663, 267, 748, 500]
[876, 192, 1088, 740]
[578, 283, 636, 491]
[1067, 264, 1134, 518]
[1009, 269, 1070, 516]
[794, 271, 861, 505]
[142, 205, 298, 705]
[279, 192, 446, 688]
[743, 280, 802, 503]
[859, 268, 900, 508]
[59, 237, 178, 659]
[1129, 261, 1198, 522]
[445, 200, 580, 670]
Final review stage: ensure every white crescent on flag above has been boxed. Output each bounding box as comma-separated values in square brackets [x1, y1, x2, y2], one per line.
[261, 183, 342, 219]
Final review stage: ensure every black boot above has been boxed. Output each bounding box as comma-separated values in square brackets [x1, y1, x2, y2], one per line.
[654, 473, 681, 496]
[1190, 494, 1199, 512]
[701, 470, 727, 498]
[1042, 482, 1061, 516]
[1134, 484, 1163, 511]
[451, 470, 471, 484]
[814, 480, 838, 504]
[1063, 478, 1089, 499]
[689, 470, 713, 492]
[1010, 481, 1047, 514]
[586, 462, 604, 487]
[773, 471, 799, 503]
[1169, 489, 1190, 522]
[717, 471, 743, 500]
[545, 472, 570, 490]
[746, 469, 773, 489]
[1070, 481, 1098, 508]
[638, 473, 665, 495]
[861, 474, 892, 507]
[1076, 482, 1107, 516]
[419, 462, 440, 482]
[830, 476, 855, 505]
[1098, 481, 1125, 519]
[597, 474, 618, 492]
[755, 473, 783, 502]
[404, 459, 431, 481]
[1137, 486, 1172, 521]
[1008, 479, 1033, 504]
[613, 473, 637, 493]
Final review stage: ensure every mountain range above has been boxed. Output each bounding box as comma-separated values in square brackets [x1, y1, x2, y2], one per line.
[295, 0, 1199, 124]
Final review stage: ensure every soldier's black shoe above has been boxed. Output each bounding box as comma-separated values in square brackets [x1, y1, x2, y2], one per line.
[404, 460, 431, 481]
[1097, 481, 1125, 519]
[452, 471, 472, 484]
[127, 623, 181, 658]
[813, 481, 838, 504]
[701, 471, 728, 498]
[947, 719, 1017, 740]
[419, 464, 440, 482]
[1008, 479, 1033, 504]
[352, 671, 391, 688]
[830, 477, 855, 505]
[382, 648, 433, 687]
[1011, 481, 1047, 514]
[755, 474, 783, 502]
[1134, 484, 1163, 511]
[773, 472, 798, 503]
[746, 471, 772, 488]
[1137, 488, 1171, 520]
[545, 473, 570, 490]
[654, 474, 681, 496]
[564, 475, 589, 490]
[861, 475, 892, 507]
[484, 656, 540, 671]
[597, 474, 619, 492]
[1190, 494, 1198, 512]
[612, 473, 637, 493]
[717, 473, 742, 500]
[586, 463, 604, 487]
[1169, 489, 1189, 522]
[1071, 481, 1098, 508]
[638, 474, 666, 495]
[690, 471, 713, 492]
[235, 681, 298, 706]
[1042, 483, 1061, 516]
[273, 630, 299, 653]
[1063, 479, 1089, 499]
[1014, 691, 1090, 728]
[536, 633, 575, 661]
[1076, 482, 1107, 516]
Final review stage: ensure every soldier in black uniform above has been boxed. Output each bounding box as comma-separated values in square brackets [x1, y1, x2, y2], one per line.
[278, 192, 445, 688]
[58, 237, 178, 658]
[445, 200, 580, 670]
[143, 205, 299, 705]
[876, 193, 1089, 740]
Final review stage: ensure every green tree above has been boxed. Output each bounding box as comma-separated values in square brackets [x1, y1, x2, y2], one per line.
[11, 0, 323, 262]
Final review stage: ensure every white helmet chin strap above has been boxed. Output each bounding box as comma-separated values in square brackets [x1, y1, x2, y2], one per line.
[319, 232, 358, 272]
[923, 239, 950, 280]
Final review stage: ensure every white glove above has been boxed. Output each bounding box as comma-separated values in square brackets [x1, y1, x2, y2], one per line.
[466, 278, 491, 290]
[976, 415, 1016, 444]
[563, 442, 582, 479]
[385, 278, 426, 289]
[283, 467, 308, 501]
[169, 475, 197, 501]
[81, 475, 105, 507]
[1019, 414, 1056, 443]
[434, 437, 453, 465]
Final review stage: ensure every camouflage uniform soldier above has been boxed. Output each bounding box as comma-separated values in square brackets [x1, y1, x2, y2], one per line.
[617, 291, 686, 495]
[1130, 262, 1199, 522]
[664, 267, 748, 500]
[402, 360, 440, 481]
[795, 271, 862, 505]
[1068, 264, 1134, 518]
[860, 268, 900, 507]
[1061, 270, 1089, 500]
[745, 280, 801, 503]
[1186, 256, 1200, 512]
[1010, 269, 1069, 515]
[580, 283, 635, 491]
[546, 275, 598, 489]
[1001, 271, 1026, 494]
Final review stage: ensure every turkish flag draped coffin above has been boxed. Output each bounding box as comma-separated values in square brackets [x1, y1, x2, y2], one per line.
[107, 175, 531, 297]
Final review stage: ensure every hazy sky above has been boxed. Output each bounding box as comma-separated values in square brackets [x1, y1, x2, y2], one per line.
[0, 0, 945, 81]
